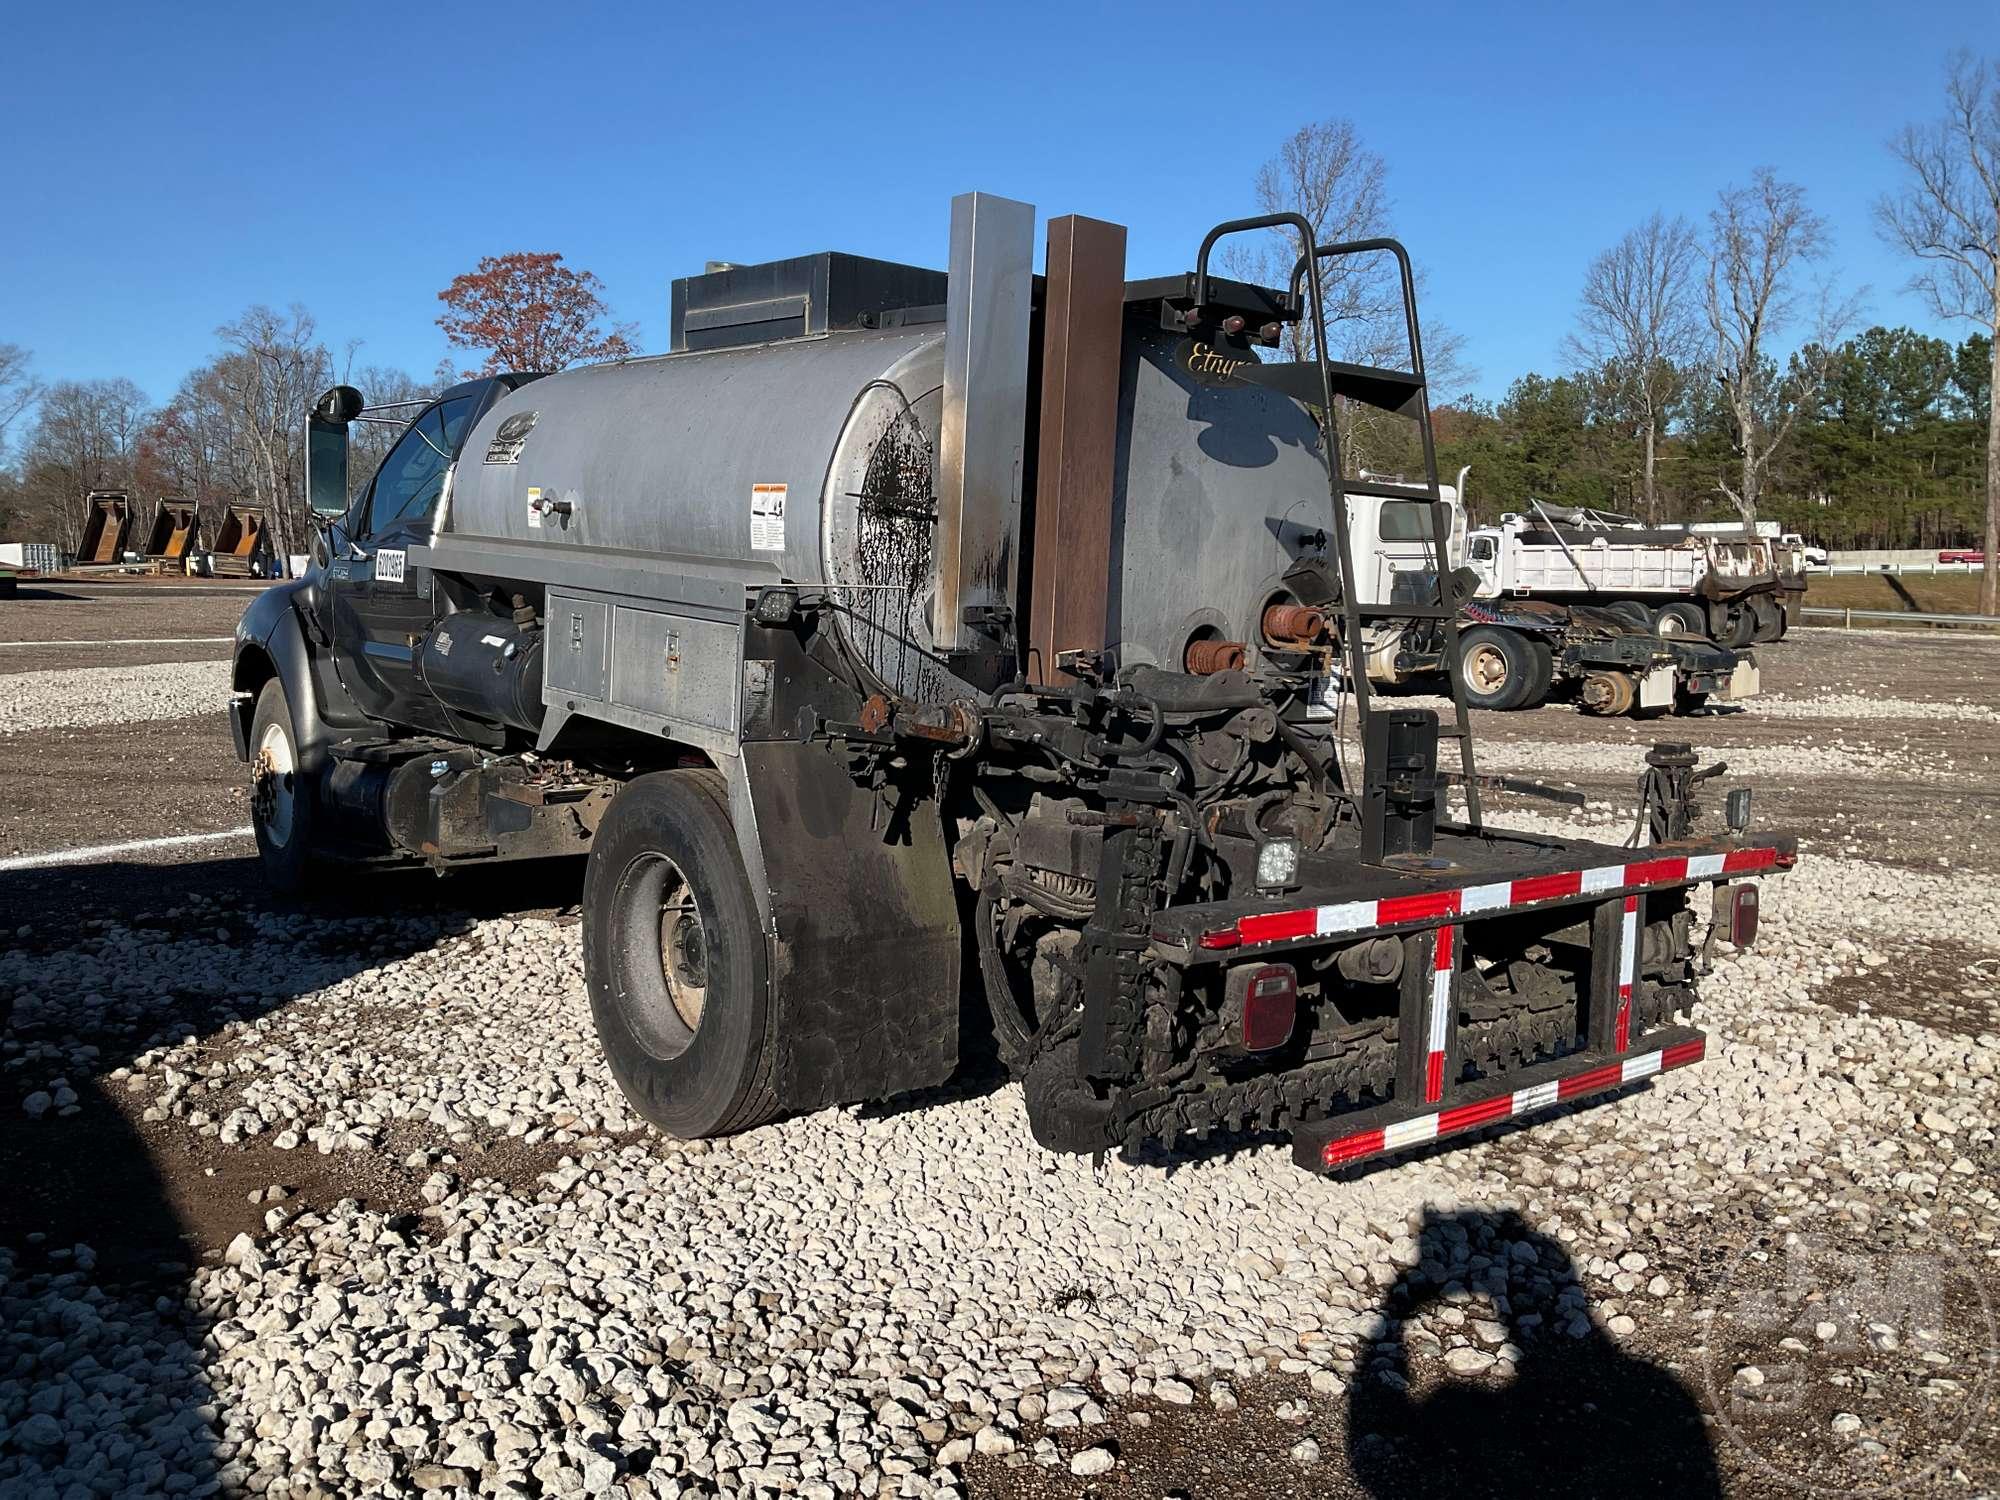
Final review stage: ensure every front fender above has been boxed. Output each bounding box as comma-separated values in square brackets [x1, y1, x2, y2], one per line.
[231, 580, 369, 769]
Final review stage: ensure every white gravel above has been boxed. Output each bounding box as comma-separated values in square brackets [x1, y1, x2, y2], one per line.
[0, 660, 233, 735]
[5, 832, 1997, 1497]
[1756, 692, 2000, 723]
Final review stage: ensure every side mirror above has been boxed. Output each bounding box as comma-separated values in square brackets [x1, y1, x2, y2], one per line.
[313, 385, 365, 424]
[307, 415, 350, 517]
[306, 385, 363, 518]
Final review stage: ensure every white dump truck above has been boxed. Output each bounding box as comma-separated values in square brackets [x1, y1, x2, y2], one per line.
[1344, 478, 1759, 715]
[1464, 504, 1807, 647]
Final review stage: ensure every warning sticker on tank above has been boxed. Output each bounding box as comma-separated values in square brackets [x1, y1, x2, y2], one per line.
[1306, 667, 1343, 721]
[751, 484, 787, 552]
[375, 549, 407, 584]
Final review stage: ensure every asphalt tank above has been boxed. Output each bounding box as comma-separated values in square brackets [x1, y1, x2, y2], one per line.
[440, 311, 1330, 705]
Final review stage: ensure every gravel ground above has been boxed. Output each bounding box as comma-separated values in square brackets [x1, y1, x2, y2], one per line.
[1, 608, 1996, 1498]
[0, 661, 233, 736]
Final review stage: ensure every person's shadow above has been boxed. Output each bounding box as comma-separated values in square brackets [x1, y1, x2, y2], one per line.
[1346, 1208, 1721, 1499]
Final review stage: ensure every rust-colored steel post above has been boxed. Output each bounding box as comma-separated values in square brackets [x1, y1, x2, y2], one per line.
[1027, 214, 1127, 684]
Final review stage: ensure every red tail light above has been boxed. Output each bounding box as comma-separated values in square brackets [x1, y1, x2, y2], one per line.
[1233, 963, 1298, 1051]
[1714, 882, 1759, 947]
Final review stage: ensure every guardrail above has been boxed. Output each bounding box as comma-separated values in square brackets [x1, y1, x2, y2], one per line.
[1816, 560, 1985, 577]
[1799, 606, 2000, 630]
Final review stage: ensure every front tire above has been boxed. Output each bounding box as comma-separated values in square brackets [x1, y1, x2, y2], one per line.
[249, 679, 318, 896]
[1458, 627, 1536, 710]
[582, 770, 779, 1139]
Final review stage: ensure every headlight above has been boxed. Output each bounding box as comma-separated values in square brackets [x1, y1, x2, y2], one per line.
[1256, 836, 1300, 891]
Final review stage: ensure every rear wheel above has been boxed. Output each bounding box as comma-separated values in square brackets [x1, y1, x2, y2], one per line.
[1654, 600, 1708, 639]
[1516, 634, 1556, 709]
[1748, 594, 1783, 642]
[249, 679, 318, 896]
[1710, 599, 1756, 648]
[1458, 627, 1536, 710]
[582, 770, 779, 1139]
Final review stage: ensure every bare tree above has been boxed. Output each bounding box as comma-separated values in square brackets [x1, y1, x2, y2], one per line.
[1878, 51, 2000, 614]
[1704, 169, 1857, 525]
[1230, 118, 1471, 476]
[1563, 215, 1702, 522]
[143, 359, 260, 540]
[0, 344, 40, 453]
[19, 378, 152, 556]
[217, 305, 332, 564]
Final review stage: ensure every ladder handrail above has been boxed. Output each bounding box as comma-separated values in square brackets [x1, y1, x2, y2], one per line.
[1192, 220, 1483, 834]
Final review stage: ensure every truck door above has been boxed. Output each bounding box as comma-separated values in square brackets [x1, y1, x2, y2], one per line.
[1372, 498, 1449, 604]
[328, 391, 483, 731]
[1466, 532, 1501, 597]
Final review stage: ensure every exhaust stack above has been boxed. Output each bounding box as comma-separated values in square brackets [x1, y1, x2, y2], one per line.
[934, 191, 1035, 656]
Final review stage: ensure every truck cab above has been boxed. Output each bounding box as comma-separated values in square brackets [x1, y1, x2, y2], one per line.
[1345, 473, 1468, 607]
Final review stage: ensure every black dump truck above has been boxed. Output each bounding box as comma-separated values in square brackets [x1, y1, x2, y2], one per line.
[231, 195, 1790, 1172]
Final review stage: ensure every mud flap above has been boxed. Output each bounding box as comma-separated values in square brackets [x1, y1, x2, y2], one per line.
[1723, 658, 1761, 701]
[1638, 664, 1675, 711]
[738, 740, 961, 1112]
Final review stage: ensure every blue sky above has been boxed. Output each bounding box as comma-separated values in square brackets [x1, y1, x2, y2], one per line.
[3, 0, 1992, 413]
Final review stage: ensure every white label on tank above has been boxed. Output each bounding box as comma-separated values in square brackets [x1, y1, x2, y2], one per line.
[375, 549, 406, 584]
[526, 488, 543, 529]
[751, 483, 787, 552]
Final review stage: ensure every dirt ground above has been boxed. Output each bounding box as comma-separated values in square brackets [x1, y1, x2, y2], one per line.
[2, 586, 1996, 1498]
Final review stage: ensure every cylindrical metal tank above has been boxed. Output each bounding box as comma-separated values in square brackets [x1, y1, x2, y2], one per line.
[444, 317, 1330, 701]
[418, 614, 544, 734]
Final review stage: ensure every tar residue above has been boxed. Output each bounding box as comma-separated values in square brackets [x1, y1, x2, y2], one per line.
[849, 407, 947, 700]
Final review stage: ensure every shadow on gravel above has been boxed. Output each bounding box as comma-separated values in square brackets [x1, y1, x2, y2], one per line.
[0, 850, 582, 1496]
[1347, 1208, 1721, 1499]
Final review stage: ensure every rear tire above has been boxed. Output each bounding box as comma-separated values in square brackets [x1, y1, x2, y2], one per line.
[1654, 601, 1708, 639]
[1710, 600, 1756, 648]
[1516, 635, 1556, 709]
[1458, 627, 1536, 710]
[249, 679, 318, 897]
[582, 770, 779, 1139]
[1748, 594, 1783, 642]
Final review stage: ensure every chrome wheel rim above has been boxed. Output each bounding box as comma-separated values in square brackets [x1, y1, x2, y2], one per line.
[1466, 643, 1509, 694]
[252, 721, 295, 847]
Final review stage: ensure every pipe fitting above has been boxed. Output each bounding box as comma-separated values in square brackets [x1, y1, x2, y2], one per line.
[1184, 638, 1248, 675]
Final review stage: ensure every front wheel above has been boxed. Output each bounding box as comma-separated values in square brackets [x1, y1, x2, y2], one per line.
[249, 679, 319, 896]
[581, 770, 779, 1139]
[1458, 627, 1536, 710]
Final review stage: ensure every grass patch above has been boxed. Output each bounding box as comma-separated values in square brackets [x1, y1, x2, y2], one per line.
[1803, 571, 1990, 618]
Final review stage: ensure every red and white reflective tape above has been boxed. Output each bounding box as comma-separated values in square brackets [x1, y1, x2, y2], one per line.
[1425, 925, 1455, 1103]
[1318, 1036, 1707, 1169]
[1614, 895, 1639, 1053]
[1204, 845, 1782, 951]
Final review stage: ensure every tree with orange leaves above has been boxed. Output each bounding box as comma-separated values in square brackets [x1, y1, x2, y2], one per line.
[436, 252, 638, 375]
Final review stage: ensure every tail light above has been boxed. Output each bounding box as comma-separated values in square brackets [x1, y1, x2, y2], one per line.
[1713, 882, 1759, 947]
[1227, 963, 1298, 1052]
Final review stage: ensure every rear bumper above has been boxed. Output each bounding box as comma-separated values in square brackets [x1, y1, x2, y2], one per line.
[1294, 1025, 1707, 1171]
[1144, 834, 1790, 1171]
[1161, 840, 1790, 955]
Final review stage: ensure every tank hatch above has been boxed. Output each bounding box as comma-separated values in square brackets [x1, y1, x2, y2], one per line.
[670, 252, 948, 353]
